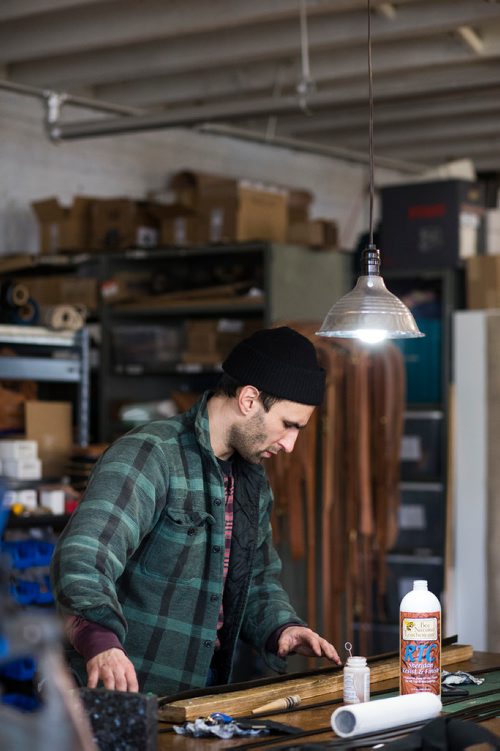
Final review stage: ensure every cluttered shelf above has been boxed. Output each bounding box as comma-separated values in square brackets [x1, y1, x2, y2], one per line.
[0, 242, 273, 273]
[0, 324, 85, 346]
[0, 234, 352, 445]
[112, 362, 224, 376]
[108, 298, 265, 317]
[5, 511, 71, 532]
[0, 325, 89, 449]
[0, 440, 104, 531]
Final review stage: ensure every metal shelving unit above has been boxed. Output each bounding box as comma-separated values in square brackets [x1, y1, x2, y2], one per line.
[0, 324, 90, 446]
[0, 243, 353, 443]
[96, 242, 352, 442]
[97, 243, 271, 442]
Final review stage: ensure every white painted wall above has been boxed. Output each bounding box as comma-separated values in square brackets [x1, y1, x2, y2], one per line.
[0, 90, 404, 257]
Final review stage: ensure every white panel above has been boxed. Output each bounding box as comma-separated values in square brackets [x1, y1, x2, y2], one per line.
[453, 311, 487, 650]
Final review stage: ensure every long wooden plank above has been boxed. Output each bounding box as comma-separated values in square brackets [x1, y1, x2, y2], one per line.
[159, 643, 473, 721]
[115, 282, 255, 309]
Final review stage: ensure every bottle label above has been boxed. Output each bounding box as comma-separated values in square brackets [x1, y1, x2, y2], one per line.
[343, 672, 359, 704]
[400, 610, 441, 696]
[402, 617, 438, 641]
[343, 668, 370, 704]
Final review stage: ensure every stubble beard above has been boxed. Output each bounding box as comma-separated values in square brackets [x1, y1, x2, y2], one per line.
[228, 412, 270, 464]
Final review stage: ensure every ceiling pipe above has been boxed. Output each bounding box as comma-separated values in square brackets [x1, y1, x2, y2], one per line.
[0, 78, 143, 117]
[0, 76, 427, 173]
[197, 123, 430, 174]
[48, 93, 332, 141]
[45, 91, 428, 174]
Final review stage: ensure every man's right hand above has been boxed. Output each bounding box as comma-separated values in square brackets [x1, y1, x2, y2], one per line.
[86, 648, 139, 692]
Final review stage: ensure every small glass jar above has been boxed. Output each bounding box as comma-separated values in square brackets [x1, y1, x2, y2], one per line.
[343, 655, 370, 704]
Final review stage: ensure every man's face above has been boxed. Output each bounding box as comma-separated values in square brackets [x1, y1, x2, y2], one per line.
[229, 398, 314, 464]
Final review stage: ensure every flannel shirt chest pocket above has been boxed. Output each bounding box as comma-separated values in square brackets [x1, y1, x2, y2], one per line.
[142, 507, 215, 582]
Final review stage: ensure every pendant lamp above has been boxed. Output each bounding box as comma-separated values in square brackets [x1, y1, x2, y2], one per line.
[316, 0, 423, 344]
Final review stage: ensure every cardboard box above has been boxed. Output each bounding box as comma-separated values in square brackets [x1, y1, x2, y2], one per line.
[169, 171, 237, 211]
[90, 199, 166, 250]
[159, 204, 198, 247]
[485, 208, 500, 255]
[486, 207, 500, 233]
[3, 489, 38, 510]
[0, 386, 26, 432]
[288, 189, 313, 224]
[182, 318, 261, 364]
[381, 179, 485, 270]
[169, 169, 241, 242]
[486, 232, 500, 256]
[169, 171, 288, 244]
[32, 196, 95, 254]
[236, 182, 288, 243]
[25, 401, 73, 477]
[3, 458, 42, 480]
[182, 319, 220, 364]
[0, 439, 38, 460]
[466, 255, 500, 309]
[39, 487, 66, 514]
[161, 215, 198, 246]
[287, 219, 338, 249]
[14, 275, 98, 312]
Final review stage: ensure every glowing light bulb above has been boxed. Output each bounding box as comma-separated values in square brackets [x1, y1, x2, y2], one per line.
[355, 329, 388, 344]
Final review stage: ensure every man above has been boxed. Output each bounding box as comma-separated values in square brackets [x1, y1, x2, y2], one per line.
[51, 326, 341, 695]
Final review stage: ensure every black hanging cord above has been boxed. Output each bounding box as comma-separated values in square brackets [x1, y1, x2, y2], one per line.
[368, 0, 375, 247]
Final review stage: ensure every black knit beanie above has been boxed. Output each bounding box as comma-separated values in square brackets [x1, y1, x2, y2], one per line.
[222, 326, 325, 406]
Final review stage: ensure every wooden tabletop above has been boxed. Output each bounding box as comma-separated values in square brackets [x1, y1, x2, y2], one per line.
[157, 651, 499, 750]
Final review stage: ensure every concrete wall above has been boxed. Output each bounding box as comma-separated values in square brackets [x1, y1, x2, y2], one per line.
[0, 89, 404, 257]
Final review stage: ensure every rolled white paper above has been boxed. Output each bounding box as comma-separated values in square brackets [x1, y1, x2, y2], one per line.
[331, 692, 442, 738]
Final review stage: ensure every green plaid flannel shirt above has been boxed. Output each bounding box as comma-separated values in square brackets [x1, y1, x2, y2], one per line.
[50, 392, 303, 695]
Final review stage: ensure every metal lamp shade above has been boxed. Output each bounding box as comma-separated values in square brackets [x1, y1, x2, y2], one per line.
[316, 274, 424, 342]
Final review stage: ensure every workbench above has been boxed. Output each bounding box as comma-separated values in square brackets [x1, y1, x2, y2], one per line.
[156, 651, 499, 750]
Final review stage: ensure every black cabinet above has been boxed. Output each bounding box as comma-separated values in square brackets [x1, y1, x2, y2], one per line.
[367, 269, 464, 652]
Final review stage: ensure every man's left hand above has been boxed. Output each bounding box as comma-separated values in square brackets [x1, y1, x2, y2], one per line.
[277, 626, 341, 664]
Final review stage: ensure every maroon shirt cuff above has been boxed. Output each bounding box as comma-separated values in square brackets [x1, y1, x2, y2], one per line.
[65, 615, 125, 663]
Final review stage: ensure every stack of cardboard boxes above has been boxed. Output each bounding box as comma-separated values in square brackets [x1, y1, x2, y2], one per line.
[32, 197, 167, 254]
[0, 405, 75, 515]
[161, 172, 288, 246]
[31, 170, 339, 254]
[160, 172, 338, 249]
[286, 188, 339, 249]
[466, 207, 500, 309]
